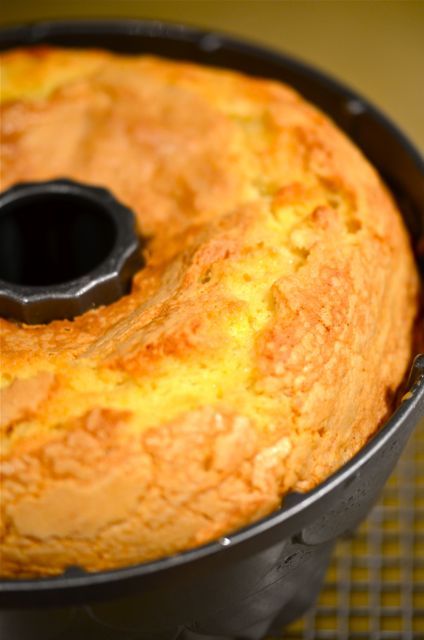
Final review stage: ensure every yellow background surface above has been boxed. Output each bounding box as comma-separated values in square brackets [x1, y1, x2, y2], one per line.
[1, 0, 424, 151]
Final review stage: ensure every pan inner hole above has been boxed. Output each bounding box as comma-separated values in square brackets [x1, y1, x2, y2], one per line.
[0, 191, 116, 287]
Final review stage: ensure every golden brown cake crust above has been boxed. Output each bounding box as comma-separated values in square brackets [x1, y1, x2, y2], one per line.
[0, 47, 419, 576]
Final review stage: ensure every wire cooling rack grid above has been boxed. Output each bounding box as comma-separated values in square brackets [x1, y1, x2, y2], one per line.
[278, 421, 424, 640]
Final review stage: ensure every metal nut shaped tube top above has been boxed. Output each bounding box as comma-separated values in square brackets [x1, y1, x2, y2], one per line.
[0, 179, 141, 324]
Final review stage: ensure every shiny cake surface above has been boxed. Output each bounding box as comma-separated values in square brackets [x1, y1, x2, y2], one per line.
[0, 47, 418, 576]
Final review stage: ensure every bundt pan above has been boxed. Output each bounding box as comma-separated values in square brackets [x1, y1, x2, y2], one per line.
[1, 19, 424, 640]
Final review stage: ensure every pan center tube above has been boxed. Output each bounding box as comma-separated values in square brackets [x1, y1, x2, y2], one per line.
[0, 179, 141, 324]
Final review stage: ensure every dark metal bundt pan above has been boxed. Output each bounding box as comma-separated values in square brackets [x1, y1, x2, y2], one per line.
[0, 19, 423, 640]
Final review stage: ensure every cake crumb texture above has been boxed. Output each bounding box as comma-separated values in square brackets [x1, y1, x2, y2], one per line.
[0, 47, 418, 576]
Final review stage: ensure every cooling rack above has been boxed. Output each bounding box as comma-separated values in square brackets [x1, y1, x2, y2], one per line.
[279, 421, 424, 640]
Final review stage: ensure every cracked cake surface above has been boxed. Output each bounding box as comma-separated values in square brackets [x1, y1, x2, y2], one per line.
[0, 47, 418, 577]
